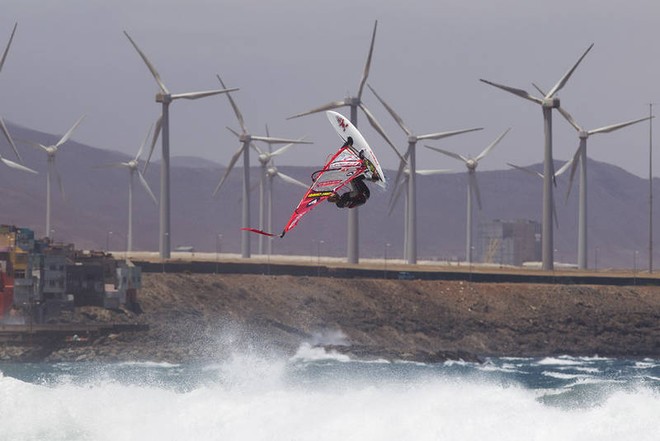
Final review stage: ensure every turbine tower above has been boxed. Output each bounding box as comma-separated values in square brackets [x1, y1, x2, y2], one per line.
[100, 125, 158, 253]
[368, 84, 483, 264]
[558, 108, 651, 269]
[214, 75, 311, 258]
[249, 136, 307, 255]
[287, 20, 403, 264]
[265, 162, 307, 256]
[124, 31, 238, 259]
[426, 129, 510, 263]
[0, 23, 22, 163]
[32, 116, 85, 239]
[388, 166, 451, 261]
[480, 43, 593, 271]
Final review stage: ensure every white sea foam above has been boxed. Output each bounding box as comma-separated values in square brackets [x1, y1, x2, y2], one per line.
[290, 342, 352, 363]
[2, 356, 659, 441]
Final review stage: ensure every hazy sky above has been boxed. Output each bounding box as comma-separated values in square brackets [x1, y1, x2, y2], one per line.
[2, 0, 659, 179]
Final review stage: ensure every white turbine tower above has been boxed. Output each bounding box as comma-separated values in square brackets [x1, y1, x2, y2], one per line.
[0, 22, 22, 164]
[287, 20, 403, 264]
[388, 166, 451, 260]
[426, 129, 510, 263]
[557, 108, 652, 269]
[249, 136, 307, 255]
[124, 31, 238, 259]
[31, 116, 85, 239]
[368, 84, 483, 264]
[100, 126, 158, 253]
[214, 75, 311, 258]
[264, 162, 307, 256]
[480, 44, 593, 271]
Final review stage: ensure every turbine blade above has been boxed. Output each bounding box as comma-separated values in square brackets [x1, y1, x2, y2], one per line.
[417, 127, 483, 141]
[226, 126, 241, 138]
[136, 123, 154, 161]
[54, 163, 65, 200]
[470, 172, 482, 210]
[475, 128, 511, 162]
[546, 43, 594, 99]
[557, 106, 583, 132]
[143, 115, 162, 173]
[359, 103, 405, 161]
[555, 158, 574, 177]
[416, 168, 452, 176]
[171, 87, 239, 100]
[388, 173, 407, 216]
[424, 145, 468, 163]
[287, 100, 347, 120]
[216, 75, 246, 132]
[276, 171, 308, 189]
[55, 115, 85, 148]
[589, 116, 653, 136]
[137, 170, 158, 205]
[479, 79, 543, 105]
[249, 141, 265, 156]
[357, 20, 377, 100]
[123, 31, 169, 94]
[212, 144, 245, 197]
[367, 83, 412, 136]
[389, 155, 409, 207]
[565, 145, 583, 200]
[531, 82, 546, 96]
[0, 156, 37, 174]
[93, 162, 127, 169]
[507, 162, 543, 179]
[0, 117, 21, 162]
[271, 138, 306, 157]
[250, 135, 312, 145]
[0, 22, 17, 75]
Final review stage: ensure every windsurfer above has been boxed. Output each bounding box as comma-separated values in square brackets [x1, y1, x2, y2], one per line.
[328, 148, 379, 209]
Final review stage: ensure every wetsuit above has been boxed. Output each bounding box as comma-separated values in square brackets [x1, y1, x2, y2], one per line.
[335, 174, 370, 209]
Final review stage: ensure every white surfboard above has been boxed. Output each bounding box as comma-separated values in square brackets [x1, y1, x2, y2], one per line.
[326, 110, 386, 189]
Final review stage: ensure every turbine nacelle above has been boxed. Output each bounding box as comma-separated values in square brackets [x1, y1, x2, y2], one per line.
[155, 92, 172, 104]
[579, 130, 589, 139]
[542, 97, 560, 109]
[466, 159, 478, 171]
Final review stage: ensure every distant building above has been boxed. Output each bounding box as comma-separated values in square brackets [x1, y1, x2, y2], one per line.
[476, 219, 541, 266]
[0, 225, 142, 323]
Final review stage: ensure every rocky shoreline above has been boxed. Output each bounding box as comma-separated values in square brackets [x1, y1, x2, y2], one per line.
[1, 273, 659, 363]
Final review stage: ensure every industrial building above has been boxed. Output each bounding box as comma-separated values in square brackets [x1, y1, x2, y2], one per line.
[0, 225, 141, 324]
[476, 219, 541, 266]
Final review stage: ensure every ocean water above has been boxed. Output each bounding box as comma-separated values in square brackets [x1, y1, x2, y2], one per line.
[0, 344, 658, 441]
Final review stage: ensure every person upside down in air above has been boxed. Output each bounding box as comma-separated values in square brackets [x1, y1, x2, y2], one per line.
[328, 144, 380, 209]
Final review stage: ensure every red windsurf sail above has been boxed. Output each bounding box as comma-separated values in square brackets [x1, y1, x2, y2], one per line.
[242, 144, 366, 238]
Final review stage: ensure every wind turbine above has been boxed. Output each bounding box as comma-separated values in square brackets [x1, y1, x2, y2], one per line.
[368, 84, 483, 264]
[480, 44, 593, 271]
[214, 75, 311, 258]
[507, 158, 574, 230]
[99, 125, 158, 253]
[425, 129, 510, 263]
[287, 20, 403, 264]
[124, 31, 238, 259]
[249, 134, 307, 255]
[0, 23, 22, 163]
[31, 116, 85, 239]
[388, 165, 451, 261]
[557, 107, 652, 269]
